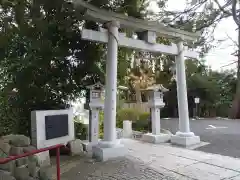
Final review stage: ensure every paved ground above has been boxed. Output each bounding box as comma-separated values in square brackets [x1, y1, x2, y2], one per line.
[161, 118, 240, 158]
[59, 155, 177, 180]
[58, 139, 240, 180]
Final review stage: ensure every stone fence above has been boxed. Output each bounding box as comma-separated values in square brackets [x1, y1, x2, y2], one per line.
[123, 102, 149, 112]
[0, 134, 51, 180]
[0, 134, 83, 180]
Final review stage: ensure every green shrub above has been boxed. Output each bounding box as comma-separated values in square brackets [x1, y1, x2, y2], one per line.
[74, 117, 88, 140]
[116, 108, 140, 128]
[132, 112, 150, 132]
[99, 111, 104, 138]
[0, 99, 25, 136]
[139, 112, 150, 121]
[96, 108, 150, 136]
[75, 112, 104, 140]
[117, 108, 140, 121]
[132, 119, 148, 132]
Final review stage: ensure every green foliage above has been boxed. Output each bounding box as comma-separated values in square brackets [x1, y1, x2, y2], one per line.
[0, 0, 116, 135]
[118, 0, 149, 18]
[0, 91, 29, 136]
[132, 119, 148, 132]
[139, 112, 150, 121]
[116, 108, 140, 128]
[0, 0, 153, 137]
[99, 111, 104, 139]
[74, 116, 88, 140]
[162, 59, 236, 118]
[132, 112, 150, 132]
[186, 62, 236, 117]
[116, 107, 150, 132]
[74, 122, 88, 140]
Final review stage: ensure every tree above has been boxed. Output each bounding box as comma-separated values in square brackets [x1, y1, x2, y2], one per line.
[151, 0, 240, 118]
[0, 0, 117, 135]
[126, 53, 156, 103]
[0, 0, 155, 135]
[161, 57, 236, 118]
[228, 0, 240, 118]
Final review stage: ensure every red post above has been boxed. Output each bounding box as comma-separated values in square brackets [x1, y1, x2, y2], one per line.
[0, 144, 63, 164]
[56, 147, 61, 180]
[0, 144, 63, 180]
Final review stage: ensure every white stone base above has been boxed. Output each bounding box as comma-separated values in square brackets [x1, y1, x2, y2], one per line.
[35, 151, 50, 167]
[142, 133, 171, 144]
[81, 140, 98, 152]
[92, 144, 127, 161]
[68, 139, 84, 156]
[171, 134, 200, 147]
[123, 120, 132, 138]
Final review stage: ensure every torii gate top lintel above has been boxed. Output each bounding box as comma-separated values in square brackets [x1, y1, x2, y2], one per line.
[72, 0, 200, 42]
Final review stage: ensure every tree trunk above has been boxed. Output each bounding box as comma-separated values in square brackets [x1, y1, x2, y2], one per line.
[230, 79, 240, 119]
[135, 89, 142, 104]
[230, 26, 240, 119]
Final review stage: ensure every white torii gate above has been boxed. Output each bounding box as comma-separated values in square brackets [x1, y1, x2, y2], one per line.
[73, 0, 200, 161]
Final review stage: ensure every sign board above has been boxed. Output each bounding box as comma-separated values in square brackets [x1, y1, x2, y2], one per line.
[194, 97, 200, 104]
[31, 109, 74, 148]
[45, 114, 69, 140]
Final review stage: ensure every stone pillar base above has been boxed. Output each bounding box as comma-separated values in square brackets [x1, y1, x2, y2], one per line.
[171, 134, 200, 147]
[92, 143, 127, 162]
[142, 133, 171, 144]
[123, 120, 132, 138]
[68, 139, 84, 156]
[81, 140, 99, 152]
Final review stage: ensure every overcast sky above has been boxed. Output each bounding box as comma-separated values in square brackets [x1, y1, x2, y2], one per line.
[149, 0, 238, 71]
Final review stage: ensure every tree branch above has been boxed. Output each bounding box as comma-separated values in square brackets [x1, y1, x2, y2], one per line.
[213, 0, 232, 16]
[225, 32, 238, 47]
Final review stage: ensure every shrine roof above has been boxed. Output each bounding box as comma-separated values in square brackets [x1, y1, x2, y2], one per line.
[86, 82, 104, 89]
[142, 84, 169, 92]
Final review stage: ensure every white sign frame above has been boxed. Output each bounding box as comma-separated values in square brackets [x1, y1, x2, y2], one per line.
[31, 108, 74, 148]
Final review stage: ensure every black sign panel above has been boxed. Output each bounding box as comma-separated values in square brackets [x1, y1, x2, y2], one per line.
[45, 114, 69, 140]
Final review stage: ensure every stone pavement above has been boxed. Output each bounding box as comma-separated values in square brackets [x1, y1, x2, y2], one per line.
[56, 139, 240, 180]
[60, 156, 177, 180]
[122, 139, 240, 180]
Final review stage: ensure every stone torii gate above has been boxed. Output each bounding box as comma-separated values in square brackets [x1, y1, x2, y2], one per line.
[73, 0, 200, 161]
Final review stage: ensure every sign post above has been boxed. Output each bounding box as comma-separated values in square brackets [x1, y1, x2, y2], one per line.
[194, 97, 200, 118]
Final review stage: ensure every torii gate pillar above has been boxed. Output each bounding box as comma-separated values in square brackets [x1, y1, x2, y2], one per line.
[92, 21, 127, 161]
[171, 40, 200, 146]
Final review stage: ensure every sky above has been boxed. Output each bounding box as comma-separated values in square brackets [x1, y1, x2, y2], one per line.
[204, 18, 238, 71]
[149, 0, 238, 71]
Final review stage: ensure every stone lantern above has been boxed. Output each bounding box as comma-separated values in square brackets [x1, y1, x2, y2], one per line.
[147, 87, 166, 109]
[86, 82, 105, 146]
[142, 84, 170, 144]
